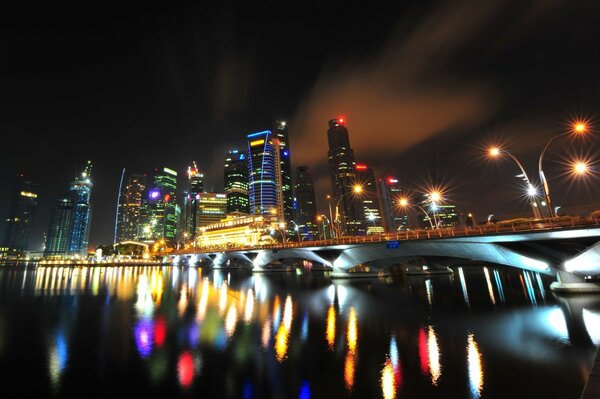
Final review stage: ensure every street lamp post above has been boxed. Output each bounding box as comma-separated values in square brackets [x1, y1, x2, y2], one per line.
[398, 198, 436, 229]
[488, 147, 542, 219]
[538, 121, 588, 218]
[317, 215, 331, 240]
[289, 220, 301, 243]
[333, 184, 363, 237]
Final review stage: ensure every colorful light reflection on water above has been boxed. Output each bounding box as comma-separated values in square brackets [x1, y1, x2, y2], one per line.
[0, 265, 597, 399]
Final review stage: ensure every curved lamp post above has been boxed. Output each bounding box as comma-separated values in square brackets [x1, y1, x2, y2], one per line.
[538, 121, 589, 217]
[333, 184, 363, 237]
[398, 197, 436, 229]
[488, 147, 542, 219]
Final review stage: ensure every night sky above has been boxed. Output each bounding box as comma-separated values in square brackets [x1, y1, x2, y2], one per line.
[2, 1, 600, 250]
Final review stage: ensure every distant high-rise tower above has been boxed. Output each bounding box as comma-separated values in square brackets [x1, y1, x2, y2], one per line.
[247, 130, 278, 215]
[274, 121, 294, 222]
[377, 177, 408, 232]
[2, 174, 38, 255]
[141, 167, 178, 244]
[354, 164, 384, 235]
[295, 166, 318, 241]
[417, 195, 459, 229]
[196, 193, 227, 228]
[44, 197, 74, 258]
[67, 161, 93, 256]
[115, 173, 147, 242]
[224, 149, 249, 214]
[182, 163, 204, 240]
[327, 118, 364, 236]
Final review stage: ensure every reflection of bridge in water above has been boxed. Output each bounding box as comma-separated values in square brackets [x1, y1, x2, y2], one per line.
[172, 218, 600, 292]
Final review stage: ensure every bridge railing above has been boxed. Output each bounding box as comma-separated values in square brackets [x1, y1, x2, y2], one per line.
[172, 216, 600, 255]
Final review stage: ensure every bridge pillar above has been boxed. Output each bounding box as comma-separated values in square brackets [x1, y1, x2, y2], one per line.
[550, 270, 600, 294]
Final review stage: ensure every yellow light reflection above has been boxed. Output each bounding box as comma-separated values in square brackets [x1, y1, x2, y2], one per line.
[219, 282, 228, 314]
[483, 267, 496, 305]
[244, 289, 255, 322]
[344, 352, 356, 391]
[225, 305, 238, 337]
[467, 333, 483, 398]
[282, 295, 293, 330]
[178, 286, 188, 317]
[275, 324, 288, 362]
[196, 278, 209, 321]
[427, 326, 441, 386]
[326, 304, 336, 350]
[261, 319, 271, 349]
[347, 307, 357, 355]
[381, 360, 396, 399]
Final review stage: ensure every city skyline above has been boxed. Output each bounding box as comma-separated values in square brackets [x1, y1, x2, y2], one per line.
[2, 2, 600, 249]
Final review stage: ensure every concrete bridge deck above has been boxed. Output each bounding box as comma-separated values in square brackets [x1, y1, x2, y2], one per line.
[170, 217, 600, 288]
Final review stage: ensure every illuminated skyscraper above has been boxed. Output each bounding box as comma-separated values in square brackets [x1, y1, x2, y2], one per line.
[417, 195, 459, 229]
[67, 160, 93, 256]
[115, 172, 147, 242]
[274, 121, 294, 222]
[294, 166, 318, 240]
[182, 163, 204, 240]
[354, 164, 384, 235]
[2, 174, 38, 255]
[247, 130, 278, 215]
[224, 149, 249, 214]
[327, 118, 364, 235]
[196, 193, 227, 228]
[140, 167, 178, 244]
[377, 177, 408, 232]
[44, 197, 74, 258]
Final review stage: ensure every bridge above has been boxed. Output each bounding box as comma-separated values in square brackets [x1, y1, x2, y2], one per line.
[169, 217, 600, 293]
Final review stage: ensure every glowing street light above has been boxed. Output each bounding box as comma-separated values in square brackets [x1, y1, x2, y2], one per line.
[572, 160, 589, 176]
[487, 146, 542, 219]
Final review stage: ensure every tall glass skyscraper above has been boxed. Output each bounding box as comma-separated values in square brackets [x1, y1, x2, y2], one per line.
[354, 164, 384, 235]
[67, 161, 93, 256]
[115, 172, 147, 242]
[44, 197, 74, 257]
[327, 118, 364, 236]
[294, 165, 318, 241]
[2, 174, 38, 255]
[141, 167, 178, 244]
[224, 149, 249, 214]
[182, 163, 203, 240]
[274, 121, 294, 222]
[377, 176, 408, 232]
[247, 130, 278, 215]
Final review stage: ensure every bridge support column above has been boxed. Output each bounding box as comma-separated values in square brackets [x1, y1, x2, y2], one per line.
[550, 270, 600, 294]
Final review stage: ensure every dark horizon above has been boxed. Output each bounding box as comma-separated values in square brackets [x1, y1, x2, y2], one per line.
[2, 1, 600, 250]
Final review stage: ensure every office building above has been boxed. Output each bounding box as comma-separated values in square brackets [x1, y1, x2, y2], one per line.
[2, 174, 38, 256]
[182, 163, 204, 240]
[224, 149, 249, 214]
[274, 121, 294, 222]
[115, 173, 147, 242]
[354, 164, 384, 235]
[417, 195, 459, 229]
[247, 130, 278, 215]
[140, 167, 178, 244]
[377, 177, 409, 232]
[196, 193, 227, 228]
[294, 166, 318, 240]
[44, 197, 74, 257]
[67, 161, 93, 256]
[327, 118, 364, 235]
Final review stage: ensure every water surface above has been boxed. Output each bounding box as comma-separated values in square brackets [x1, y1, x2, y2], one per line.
[0, 264, 597, 398]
